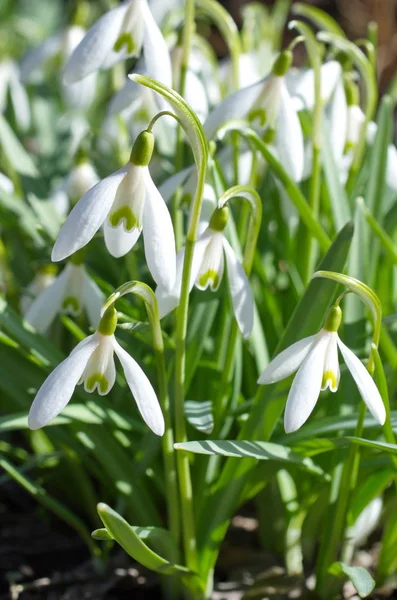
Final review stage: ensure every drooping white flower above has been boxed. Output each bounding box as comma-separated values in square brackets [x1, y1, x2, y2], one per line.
[347, 497, 383, 547]
[63, 0, 171, 87]
[25, 261, 104, 334]
[203, 51, 304, 182]
[20, 267, 57, 315]
[258, 306, 386, 433]
[52, 130, 176, 291]
[171, 46, 209, 122]
[156, 206, 254, 339]
[28, 307, 164, 436]
[0, 60, 31, 131]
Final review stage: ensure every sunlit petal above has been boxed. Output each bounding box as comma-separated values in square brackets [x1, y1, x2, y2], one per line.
[52, 166, 128, 262]
[337, 337, 386, 425]
[223, 238, 254, 339]
[28, 335, 99, 429]
[258, 334, 317, 385]
[284, 332, 330, 433]
[113, 339, 165, 435]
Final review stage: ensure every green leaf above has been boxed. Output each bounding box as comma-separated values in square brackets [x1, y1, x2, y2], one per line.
[366, 95, 393, 219]
[27, 193, 63, 240]
[292, 436, 397, 457]
[348, 470, 391, 525]
[92, 524, 176, 559]
[174, 440, 326, 477]
[0, 114, 38, 177]
[328, 563, 375, 597]
[292, 2, 345, 37]
[185, 401, 214, 434]
[321, 121, 351, 230]
[97, 503, 194, 576]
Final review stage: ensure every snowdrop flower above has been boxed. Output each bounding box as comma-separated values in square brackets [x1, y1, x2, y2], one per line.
[25, 258, 104, 334]
[203, 51, 304, 182]
[63, 0, 171, 87]
[52, 131, 176, 291]
[20, 266, 57, 315]
[50, 159, 100, 221]
[28, 306, 164, 435]
[347, 497, 383, 547]
[171, 46, 209, 122]
[0, 60, 30, 131]
[157, 205, 254, 339]
[258, 306, 386, 433]
[21, 26, 97, 111]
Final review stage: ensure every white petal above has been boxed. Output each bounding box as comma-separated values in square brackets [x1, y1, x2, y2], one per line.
[284, 332, 330, 433]
[82, 271, 105, 329]
[275, 81, 304, 182]
[203, 78, 265, 140]
[195, 231, 224, 291]
[184, 69, 208, 122]
[386, 144, 397, 192]
[346, 105, 365, 147]
[286, 61, 341, 110]
[258, 334, 317, 384]
[157, 165, 193, 205]
[52, 166, 128, 262]
[8, 65, 31, 131]
[61, 72, 97, 110]
[321, 333, 340, 392]
[81, 334, 116, 395]
[28, 335, 99, 429]
[24, 268, 70, 333]
[104, 219, 141, 258]
[141, 0, 172, 87]
[108, 79, 140, 116]
[142, 169, 176, 290]
[337, 337, 386, 425]
[155, 230, 212, 318]
[63, 4, 128, 84]
[113, 339, 165, 435]
[222, 238, 254, 339]
[20, 35, 62, 83]
[328, 80, 347, 166]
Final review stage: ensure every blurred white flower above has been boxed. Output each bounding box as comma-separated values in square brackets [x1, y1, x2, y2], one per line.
[52, 131, 176, 291]
[21, 26, 98, 111]
[347, 497, 383, 547]
[0, 60, 30, 131]
[203, 51, 304, 182]
[0, 172, 15, 195]
[28, 307, 164, 435]
[24, 262, 104, 334]
[157, 206, 254, 339]
[20, 268, 57, 315]
[258, 306, 386, 433]
[63, 0, 171, 87]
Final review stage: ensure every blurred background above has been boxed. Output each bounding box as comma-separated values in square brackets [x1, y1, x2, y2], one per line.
[218, 0, 397, 93]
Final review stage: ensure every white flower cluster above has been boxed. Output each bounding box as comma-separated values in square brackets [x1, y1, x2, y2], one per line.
[9, 0, 385, 437]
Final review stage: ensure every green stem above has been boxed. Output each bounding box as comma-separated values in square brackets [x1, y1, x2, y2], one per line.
[315, 403, 366, 597]
[155, 349, 181, 564]
[173, 0, 195, 249]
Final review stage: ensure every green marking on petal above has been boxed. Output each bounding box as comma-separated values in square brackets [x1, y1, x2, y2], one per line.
[248, 108, 267, 128]
[85, 373, 109, 394]
[198, 270, 220, 291]
[62, 296, 81, 314]
[263, 127, 276, 144]
[322, 370, 338, 390]
[113, 33, 135, 54]
[109, 206, 138, 231]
